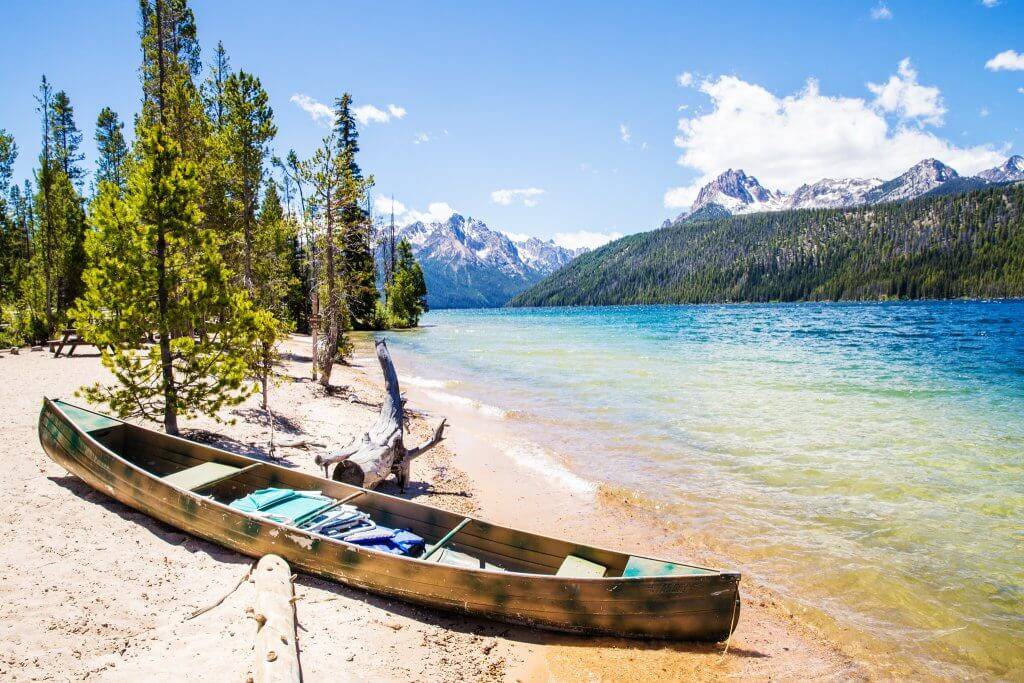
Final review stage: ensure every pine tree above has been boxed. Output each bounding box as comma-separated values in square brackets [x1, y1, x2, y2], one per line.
[95, 107, 129, 190]
[138, 0, 206, 156]
[203, 40, 230, 130]
[302, 135, 345, 386]
[0, 130, 17, 299]
[31, 76, 86, 333]
[221, 69, 276, 289]
[332, 94, 377, 330]
[74, 124, 257, 433]
[50, 91, 85, 188]
[384, 238, 428, 327]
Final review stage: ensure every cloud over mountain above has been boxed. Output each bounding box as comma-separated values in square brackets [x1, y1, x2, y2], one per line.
[664, 63, 1005, 209]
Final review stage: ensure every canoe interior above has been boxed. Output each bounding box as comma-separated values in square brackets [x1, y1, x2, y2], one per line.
[53, 400, 723, 579]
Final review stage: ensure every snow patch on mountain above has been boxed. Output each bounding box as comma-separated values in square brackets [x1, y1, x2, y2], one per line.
[669, 155, 1021, 225]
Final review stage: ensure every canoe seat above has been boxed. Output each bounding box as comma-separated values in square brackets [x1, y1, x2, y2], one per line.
[423, 546, 505, 571]
[556, 555, 606, 578]
[162, 462, 243, 492]
[622, 556, 714, 577]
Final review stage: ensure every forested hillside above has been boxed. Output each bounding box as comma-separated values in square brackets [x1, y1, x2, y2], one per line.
[510, 183, 1024, 307]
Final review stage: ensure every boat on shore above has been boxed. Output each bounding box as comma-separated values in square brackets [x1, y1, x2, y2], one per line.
[38, 397, 740, 640]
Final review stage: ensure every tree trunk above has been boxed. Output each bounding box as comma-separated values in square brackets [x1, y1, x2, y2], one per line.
[318, 198, 337, 387]
[315, 339, 445, 491]
[251, 555, 301, 683]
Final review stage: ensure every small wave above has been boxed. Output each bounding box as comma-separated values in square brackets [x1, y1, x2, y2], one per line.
[404, 375, 455, 390]
[501, 441, 596, 496]
[424, 390, 508, 419]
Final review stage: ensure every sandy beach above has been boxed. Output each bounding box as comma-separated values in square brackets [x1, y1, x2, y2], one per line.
[0, 333, 869, 681]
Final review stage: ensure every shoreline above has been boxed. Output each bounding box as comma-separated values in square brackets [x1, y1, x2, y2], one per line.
[1, 333, 869, 681]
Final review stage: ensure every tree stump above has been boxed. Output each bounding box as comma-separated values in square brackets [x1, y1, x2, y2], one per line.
[315, 338, 446, 491]
[252, 555, 301, 683]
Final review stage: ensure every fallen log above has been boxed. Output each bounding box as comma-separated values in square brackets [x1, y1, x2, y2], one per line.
[251, 554, 301, 683]
[315, 338, 446, 491]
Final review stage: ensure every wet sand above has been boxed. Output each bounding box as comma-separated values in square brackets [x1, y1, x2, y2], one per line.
[0, 334, 867, 681]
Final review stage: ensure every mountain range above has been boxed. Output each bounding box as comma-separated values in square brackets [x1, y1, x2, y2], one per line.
[511, 181, 1024, 307]
[393, 214, 584, 308]
[667, 155, 1024, 225]
[394, 156, 1023, 309]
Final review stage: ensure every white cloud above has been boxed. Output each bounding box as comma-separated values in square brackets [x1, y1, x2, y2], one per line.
[292, 95, 408, 127]
[867, 58, 946, 126]
[871, 3, 892, 20]
[982, 0, 999, 7]
[413, 132, 431, 144]
[373, 196, 407, 217]
[290, 93, 334, 126]
[986, 50, 1024, 71]
[619, 123, 631, 144]
[553, 230, 623, 250]
[500, 229, 532, 242]
[1019, 87, 1024, 95]
[676, 71, 694, 87]
[664, 68, 1005, 209]
[980, 107, 990, 117]
[374, 196, 456, 225]
[353, 104, 390, 125]
[490, 187, 546, 207]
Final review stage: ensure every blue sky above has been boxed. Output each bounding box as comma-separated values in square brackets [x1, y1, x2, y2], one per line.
[1, 1, 1022, 248]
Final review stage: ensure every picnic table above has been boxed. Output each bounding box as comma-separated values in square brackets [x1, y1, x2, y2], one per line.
[47, 329, 93, 358]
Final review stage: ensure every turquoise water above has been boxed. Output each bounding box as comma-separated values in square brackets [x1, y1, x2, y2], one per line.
[381, 301, 1023, 678]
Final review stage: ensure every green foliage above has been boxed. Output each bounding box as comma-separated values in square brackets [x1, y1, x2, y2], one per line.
[220, 69, 276, 289]
[258, 183, 304, 327]
[74, 125, 257, 428]
[511, 184, 1024, 307]
[383, 238, 428, 327]
[33, 154, 86, 331]
[95, 107, 129, 190]
[332, 94, 377, 330]
[50, 91, 85, 186]
[0, 129, 19, 298]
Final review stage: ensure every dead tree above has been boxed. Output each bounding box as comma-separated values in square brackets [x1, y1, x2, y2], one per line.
[315, 338, 446, 491]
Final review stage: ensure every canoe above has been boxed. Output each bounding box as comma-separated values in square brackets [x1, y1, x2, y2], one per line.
[38, 397, 741, 641]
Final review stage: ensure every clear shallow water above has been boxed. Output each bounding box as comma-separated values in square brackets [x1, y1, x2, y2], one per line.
[382, 301, 1023, 677]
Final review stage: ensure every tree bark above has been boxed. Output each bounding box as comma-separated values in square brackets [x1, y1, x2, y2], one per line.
[315, 338, 445, 491]
[251, 554, 301, 683]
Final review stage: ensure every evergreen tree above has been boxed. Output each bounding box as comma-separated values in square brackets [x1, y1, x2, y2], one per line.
[50, 91, 85, 187]
[384, 238, 428, 327]
[332, 94, 377, 330]
[138, 0, 206, 157]
[0, 130, 17, 299]
[255, 182, 301, 321]
[74, 124, 257, 433]
[31, 76, 86, 333]
[221, 69, 276, 289]
[203, 40, 230, 130]
[302, 135, 345, 386]
[95, 107, 129, 190]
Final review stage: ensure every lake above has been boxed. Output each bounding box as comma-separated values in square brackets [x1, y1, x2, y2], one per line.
[381, 301, 1023, 678]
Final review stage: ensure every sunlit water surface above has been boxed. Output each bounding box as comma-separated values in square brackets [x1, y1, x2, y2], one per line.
[380, 301, 1023, 677]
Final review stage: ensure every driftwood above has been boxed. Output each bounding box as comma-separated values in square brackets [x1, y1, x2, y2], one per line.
[250, 555, 301, 683]
[315, 338, 446, 491]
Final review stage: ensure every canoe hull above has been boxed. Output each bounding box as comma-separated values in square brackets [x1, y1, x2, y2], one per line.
[38, 398, 740, 641]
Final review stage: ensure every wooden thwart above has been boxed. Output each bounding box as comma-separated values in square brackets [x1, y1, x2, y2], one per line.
[421, 518, 472, 561]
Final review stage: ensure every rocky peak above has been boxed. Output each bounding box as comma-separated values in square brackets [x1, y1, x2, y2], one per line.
[977, 155, 1024, 183]
[865, 159, 959, 204]
[681, 168, 783, 220]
